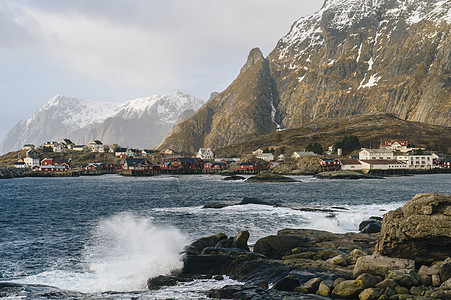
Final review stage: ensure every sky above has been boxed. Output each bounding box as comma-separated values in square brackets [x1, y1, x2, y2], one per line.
[0, 0, 322, 142]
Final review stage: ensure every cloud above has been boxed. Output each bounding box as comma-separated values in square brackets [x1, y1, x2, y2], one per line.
[1, 1, 321, 92]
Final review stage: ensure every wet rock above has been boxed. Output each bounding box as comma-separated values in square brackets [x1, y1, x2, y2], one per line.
[147, 275, 178, 290]
[182, 254, 236, 275]
[353, 255, 415, 278]
[222, 175, 245, 181]
[202, 203, 230, 209]
[272, 275, 300, 291]
[315, 171, 383, 180]
[254, 235, 313, 259]
[233, 230, 250, 251]
[332, 279, 365, 298]
[359, 217, 382, 234]
[239, 197, 281, 206]
[245, 171, 298, 183]
[376, 193, 451, 264]
[185, 233, 227, 254]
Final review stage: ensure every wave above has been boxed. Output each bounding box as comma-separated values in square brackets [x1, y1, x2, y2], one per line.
[13, 213, 187, 293]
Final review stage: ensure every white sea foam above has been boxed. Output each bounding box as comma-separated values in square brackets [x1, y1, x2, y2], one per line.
[14, 213, 188, 293]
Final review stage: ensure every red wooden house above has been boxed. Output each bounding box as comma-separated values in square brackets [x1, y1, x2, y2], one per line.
[40, 157, 71, 172]
[237, 162, 263, 173]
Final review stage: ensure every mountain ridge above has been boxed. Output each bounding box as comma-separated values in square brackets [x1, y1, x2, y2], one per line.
[159, 0, 450, 153]
[0, 91, 204, 154]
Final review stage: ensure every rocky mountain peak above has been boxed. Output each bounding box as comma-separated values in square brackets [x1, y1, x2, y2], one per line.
[240, 48, 265, 73]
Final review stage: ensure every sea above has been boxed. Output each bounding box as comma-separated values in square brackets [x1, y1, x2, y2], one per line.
[0, 174, 450, 299]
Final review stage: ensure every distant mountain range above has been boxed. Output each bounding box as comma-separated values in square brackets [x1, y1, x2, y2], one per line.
[158, 0, 451, 153]
[0, 91, 204, 154]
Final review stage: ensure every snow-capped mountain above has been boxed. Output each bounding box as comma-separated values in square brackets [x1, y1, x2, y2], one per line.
[159, 0, 450, 153]
[0, 91, 204, 154]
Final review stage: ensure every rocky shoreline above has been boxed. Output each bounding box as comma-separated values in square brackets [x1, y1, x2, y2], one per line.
[148, 193, 451, 299]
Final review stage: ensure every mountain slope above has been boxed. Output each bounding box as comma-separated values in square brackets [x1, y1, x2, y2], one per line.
[160, 0, 450, 153]
[216, 113, 451, 157]
[157, 48, 280, 153]
[0, 91, 204, 154]
[269, 0, 450, 127]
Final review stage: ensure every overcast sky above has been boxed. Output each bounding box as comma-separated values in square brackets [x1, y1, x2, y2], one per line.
[0, 0, 322, 141]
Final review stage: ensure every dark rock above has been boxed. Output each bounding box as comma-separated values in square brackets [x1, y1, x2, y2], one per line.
[147, 275, 178, 290]
[359, 217, 382, 233]
[202, 203, 230, 209]
[184, 233, 227, 254]
[440, 260, 451, 282]
[410, 285, 426, 296]
[375, 278, 398, 290]
[216, 237, 234, 248]
[230, 259, 291, 284]
[272, 275, 300, 291]
[233, 230, 250, 251]
[222, 175, 245, 181]
[376, 193, 451, 264]
[239, 197, 281, 206]
[301, 277, 323, 293]
[201, 247, 265, 260]
[315, 171, 383, 180]
[245, 172, 298, 183]
[182, 254, 235, 275]
[254, 235, 313, 259]
[386, 269, 420, 288]
[420, 275, 432, 286]
[355, 273, 381, 288]
[213, 275, 224, 281]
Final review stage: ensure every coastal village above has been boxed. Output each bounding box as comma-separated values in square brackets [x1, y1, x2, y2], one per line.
[6, 137, 450, 177]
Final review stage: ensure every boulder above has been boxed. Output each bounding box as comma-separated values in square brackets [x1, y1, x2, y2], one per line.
[332, 279, 365, 298]
[327, 254, 348, 267]
[183, 254, 236, 275]
[386, 269, 420, 288]
[147, 275, 178, 289]
[254, 235, 313, 259]
[348, 249, 367, 265]
[272, 275, 300, 291]
[358, 288, 382, 300]
[233, 230, 250, 251]
[375, 279, 398, 290]
[355, 273, 381, 288]
[316, 281, 331, 297]
[441, 260, 451, 282]
[185, 233, 227, 254]
[301, 277, 322, 293]
[353, 255, 415, 278]
[376, 193, 451, 264]
[432, 274, 441, 287]
[418, 264, 440, 276]
[359, 217, 382, 234]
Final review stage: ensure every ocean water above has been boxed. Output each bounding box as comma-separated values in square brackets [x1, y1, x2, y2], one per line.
[0, 174, 450, 298]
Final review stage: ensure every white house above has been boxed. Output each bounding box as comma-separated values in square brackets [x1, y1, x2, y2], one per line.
[291, 151, 317, 158]
[196, 148, 214, 160]
[24, 157, 40, 167]
[44, 141, 62, 152]
[256, 153, 274, 162]
[22, 144, 35, 150]
[380, 141, 409, 152]
[278, 154, 285, 161]
[359, 148, 394, 160]
[88, 140, 105, 152]
[340, 159, 362, 171]
[395, 154, 434, 170]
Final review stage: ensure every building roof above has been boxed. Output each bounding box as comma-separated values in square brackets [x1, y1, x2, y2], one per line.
[177, 158, 202, 163]
[361, 148, 394, 153]
[359, 160, 405, 165]
[90, 140, 103, 145]
[115, 148, 127, 152]
[340, 159, 361, 165]
[124, 158, 148, 167]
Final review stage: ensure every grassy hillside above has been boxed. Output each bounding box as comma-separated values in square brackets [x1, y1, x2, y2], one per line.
[215, 114, 451, 157]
